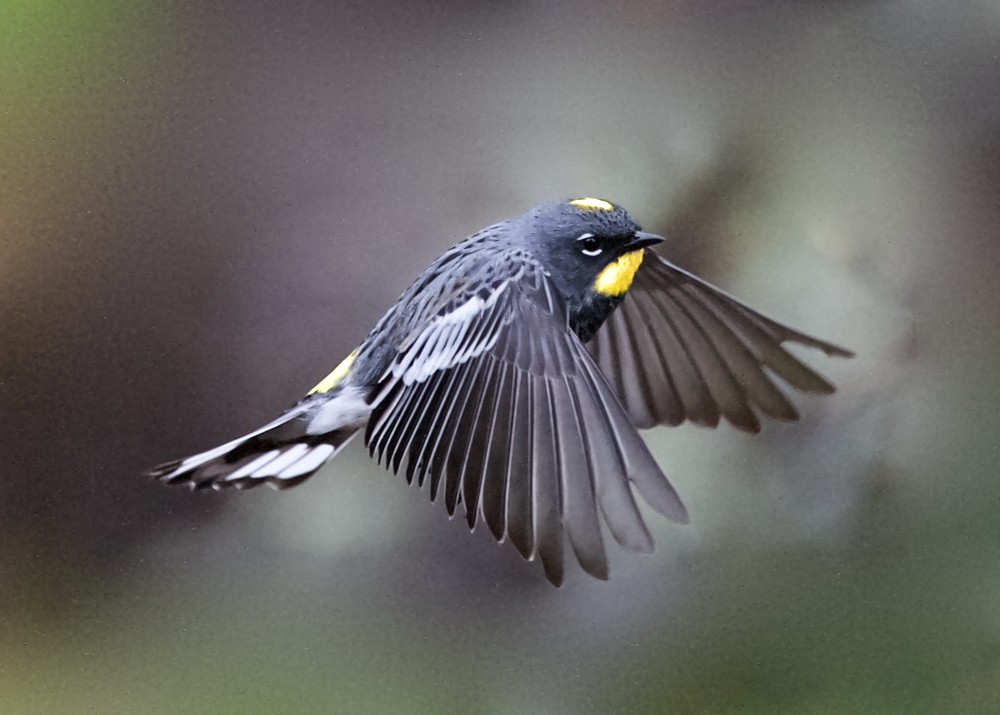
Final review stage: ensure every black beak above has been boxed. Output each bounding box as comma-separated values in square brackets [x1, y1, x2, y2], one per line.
[629, 231, 664, 250]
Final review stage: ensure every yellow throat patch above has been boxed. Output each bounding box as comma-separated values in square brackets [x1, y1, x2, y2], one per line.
[593, 249, 645, 297]
[309, 348, 359, 395]
[569, 197, 615, 212]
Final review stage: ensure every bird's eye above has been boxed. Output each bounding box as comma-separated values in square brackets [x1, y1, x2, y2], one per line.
[576, 233, 603, 257]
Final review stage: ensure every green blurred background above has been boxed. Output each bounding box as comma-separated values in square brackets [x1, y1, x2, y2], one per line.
[3, 1, 999, 713]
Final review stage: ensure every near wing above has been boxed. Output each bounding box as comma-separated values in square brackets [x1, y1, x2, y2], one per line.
[588, 249, 854, 433]
[364, 267, 687, 586]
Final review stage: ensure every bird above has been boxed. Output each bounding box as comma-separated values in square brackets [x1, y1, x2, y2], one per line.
[147, 197, 852, 585]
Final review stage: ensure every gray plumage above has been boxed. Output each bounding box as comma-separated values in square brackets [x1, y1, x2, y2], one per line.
[147, 198, 852, 585]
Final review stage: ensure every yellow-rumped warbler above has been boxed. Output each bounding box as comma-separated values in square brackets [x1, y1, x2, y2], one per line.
[148, 197, 851, 585]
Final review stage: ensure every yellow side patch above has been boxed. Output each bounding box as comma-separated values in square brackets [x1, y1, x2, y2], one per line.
[309, 348, 359, 395]
[593, 249, 645, 297]
[570, 197, 615, 212]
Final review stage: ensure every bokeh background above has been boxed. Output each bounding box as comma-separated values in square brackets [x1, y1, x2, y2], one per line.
[4, 1, 1000, 713]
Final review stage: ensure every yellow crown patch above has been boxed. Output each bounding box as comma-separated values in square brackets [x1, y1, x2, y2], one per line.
[569, 197, 615, 212]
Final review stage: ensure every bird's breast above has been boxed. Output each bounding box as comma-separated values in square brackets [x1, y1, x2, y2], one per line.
[570, 291, 624, 343]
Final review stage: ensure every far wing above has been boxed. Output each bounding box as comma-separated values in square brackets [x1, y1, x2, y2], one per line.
[588, 249, 853, 432]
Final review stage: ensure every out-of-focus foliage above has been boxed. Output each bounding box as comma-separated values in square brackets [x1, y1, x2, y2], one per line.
[3, 1, 999, 713]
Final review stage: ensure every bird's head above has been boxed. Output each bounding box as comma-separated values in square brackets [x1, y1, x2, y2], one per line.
[520, 197, 663, 303]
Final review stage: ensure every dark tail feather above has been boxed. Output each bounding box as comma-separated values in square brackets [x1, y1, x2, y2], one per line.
[147, 408, 358, 491]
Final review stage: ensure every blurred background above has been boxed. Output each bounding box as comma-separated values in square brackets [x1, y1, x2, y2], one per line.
[3, 1, 999, 713]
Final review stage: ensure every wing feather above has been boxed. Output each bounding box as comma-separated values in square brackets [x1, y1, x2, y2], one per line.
[449, 355, 498, 517]
[564, 375, 652, 553]
[402, 370, 450, 485]
[532, 376, 563, 585]
[551, 377, 608, 580]
[504, 369, 534, 560]
[425, 356, 482, 501]
[678, 284, 799, 421]
[621, 288, 685, 426]
[478, 360, 512, 535]
[660, 289, 760, 432]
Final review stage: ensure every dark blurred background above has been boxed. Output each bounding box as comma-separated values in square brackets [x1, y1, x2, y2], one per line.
[3, 1, 999, 713]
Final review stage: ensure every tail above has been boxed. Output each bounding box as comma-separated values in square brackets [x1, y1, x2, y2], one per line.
[146, 399, 361, 491]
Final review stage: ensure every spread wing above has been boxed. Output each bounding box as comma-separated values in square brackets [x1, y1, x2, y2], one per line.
[588, 249, 853, 433]
[364, 266, 687, 586]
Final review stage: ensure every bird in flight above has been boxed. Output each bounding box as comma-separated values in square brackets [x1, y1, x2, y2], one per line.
[147, 197, 852, 585]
